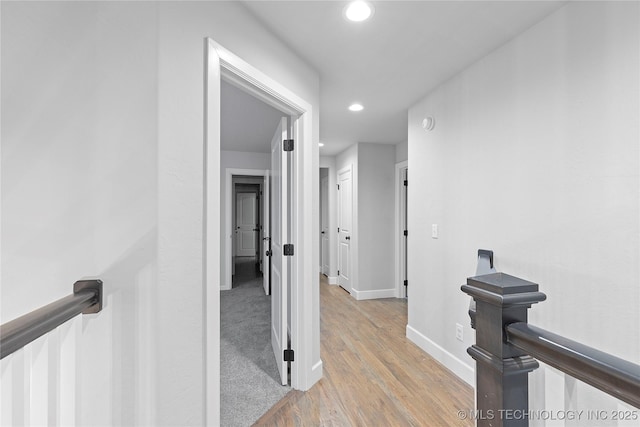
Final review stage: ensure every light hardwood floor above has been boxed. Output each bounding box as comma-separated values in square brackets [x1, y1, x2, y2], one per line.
[254, 275, 474, 426]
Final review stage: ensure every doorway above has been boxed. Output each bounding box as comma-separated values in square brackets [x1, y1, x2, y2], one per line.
[395, 161, 408, 298]
[225, 170, 267, 291]
[221, 123, 292, 421]
[337, 165, 353, 294]
[221, 170, 291, 425]
[320, 168, 329, 276]
[232, 179, 262, 288]
[205, 39, 320, 424]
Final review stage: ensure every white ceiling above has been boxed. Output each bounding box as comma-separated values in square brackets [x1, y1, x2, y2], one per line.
[221, 80, 286, 153]
[226, 1, 566, 156]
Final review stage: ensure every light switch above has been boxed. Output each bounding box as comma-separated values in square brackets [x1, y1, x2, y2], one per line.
[456, 323, 464, 341]
[432, 224, 438, 239]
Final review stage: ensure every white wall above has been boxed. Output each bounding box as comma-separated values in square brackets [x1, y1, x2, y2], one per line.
[357, 144, 396, 298]
[220, 150, 271, 289]
[395, 140, 408, 163]
[407, 1, 639, 420]
[2, 1, 320, 425]
[2, 2, 158, 425]
[335, 143, 396, 299]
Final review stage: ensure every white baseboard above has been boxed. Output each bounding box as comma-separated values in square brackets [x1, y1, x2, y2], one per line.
[406, 324, 475, 387]
[327, 276, 338, 285]
[296, 359, 323, 391]
[351, 288, 396, 300]
[310, 359, 323, 388]
[220, 283, 232, 291]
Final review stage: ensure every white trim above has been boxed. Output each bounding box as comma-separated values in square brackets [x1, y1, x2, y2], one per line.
[327, 276, 338, 285]
[204, 39, 221, 426]
[352, 288, 397, 300]
[310, 360, 323, 385]
[319, 172, 330, 277]
[406, 324, 475, 387]
[216, 44, 307, 116]
[205, 38, 320, 425]
[319, 157, 338, 282]
[394, 161, 408, 299]
[224, 168, 266, 291]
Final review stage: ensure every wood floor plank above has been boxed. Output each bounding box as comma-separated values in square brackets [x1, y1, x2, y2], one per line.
[253, 276, 474, 426]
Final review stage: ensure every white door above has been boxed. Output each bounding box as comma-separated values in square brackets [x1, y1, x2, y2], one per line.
[337, 166, 353, 293]
[270, 117, 289, 385]
[321, 176, 329, 275]
[236, 192, 257, 257]
[263, 172, 271, 295]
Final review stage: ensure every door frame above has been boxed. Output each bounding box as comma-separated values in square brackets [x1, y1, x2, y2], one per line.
[394, 161, 408, 298]
[319, 158, 338, 284]
[320, 172, 329, 276]
[205, 39, 320, 425]
[234, 186, 260, 258]
[225, 168, 265, 291]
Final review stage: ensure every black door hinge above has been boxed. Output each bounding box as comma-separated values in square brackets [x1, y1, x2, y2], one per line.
[404, 180, 408, 186]
[404, 230, 408, 236]
[266, 250, 272, 257]
[284, 349, 294, 362]
[404, 280, 408, 287]
[284, 244, 294, 256]
[283, 139, 294, 152]
[337, 184, 340, 190]
[338, 270, 340, 276]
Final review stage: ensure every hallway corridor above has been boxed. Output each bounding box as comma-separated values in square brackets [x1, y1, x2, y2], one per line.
[232, 256, 261, 288]
[255, 276, 474, 426]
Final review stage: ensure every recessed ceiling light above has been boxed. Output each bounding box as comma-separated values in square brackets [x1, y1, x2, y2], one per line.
[344, 1, 374, 22]
[319, 142, 325, 147]
[348, 103, 364, 112]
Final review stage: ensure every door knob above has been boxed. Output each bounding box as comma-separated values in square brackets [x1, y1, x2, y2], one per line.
[321, 231, 325, 234]
[345, 236, 351, 240]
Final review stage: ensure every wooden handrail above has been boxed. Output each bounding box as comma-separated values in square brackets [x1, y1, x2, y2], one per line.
[506, 322, 640, 409]
[0, 280, 102, 359]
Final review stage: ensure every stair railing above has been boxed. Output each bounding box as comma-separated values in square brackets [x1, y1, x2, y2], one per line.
[462, 269, 639, 427]
[1, 279, 103, 359]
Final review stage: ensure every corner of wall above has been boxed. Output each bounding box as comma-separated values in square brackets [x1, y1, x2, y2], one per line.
[406, 325, 475, 387]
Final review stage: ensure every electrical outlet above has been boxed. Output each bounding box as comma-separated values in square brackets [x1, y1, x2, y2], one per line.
[456, 323, 464, 341]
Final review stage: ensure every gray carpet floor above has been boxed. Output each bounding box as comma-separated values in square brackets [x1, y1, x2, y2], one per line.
[221, 258, 291, 426]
